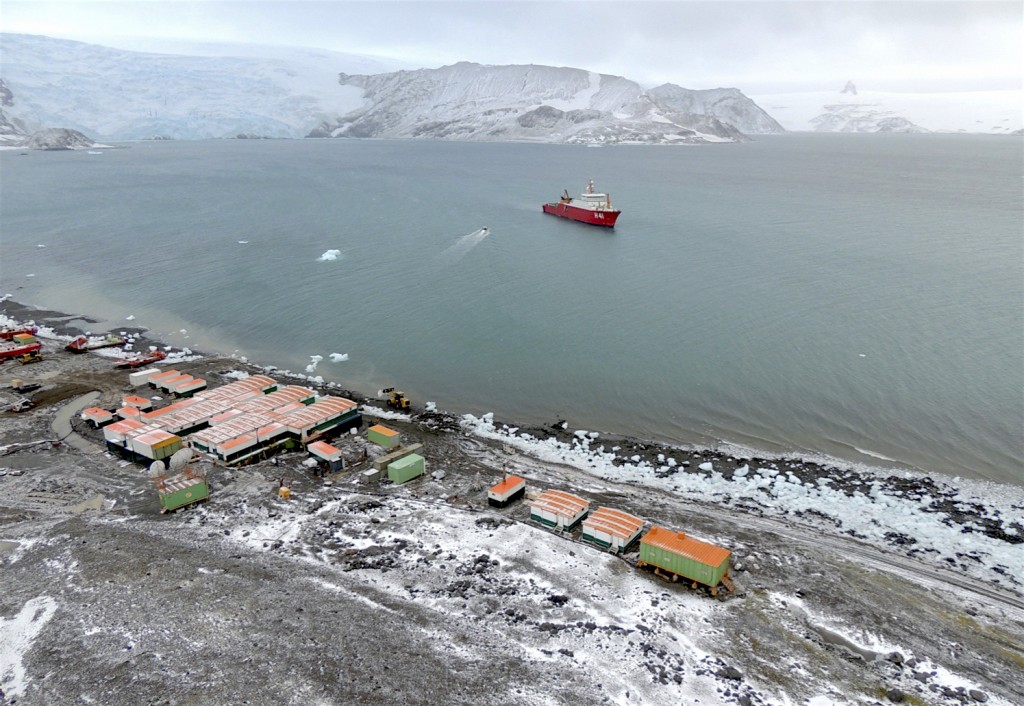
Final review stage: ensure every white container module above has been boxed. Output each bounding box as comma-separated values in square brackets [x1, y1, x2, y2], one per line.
[148, 369, 181, 389]
[173, 377, 207, 397]
[129, 429, 183, 461]
[217, 433, 258, 463]
[129, 368, 162, 386]
[529, 489, 590, 531]
[122, 394, 153, 411]
[488, 475, 526, 507]
[81, 406, 114, 428]
[582, 507, 645, 553]
[157, 374, 193, 393]
[103, 418, 146, 445]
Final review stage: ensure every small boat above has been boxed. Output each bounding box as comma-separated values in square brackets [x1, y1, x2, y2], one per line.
[0, 340, 42, 361]
[114, 350, 167, 369]
[65, 334, 126, 353]
[0, 326, 38, 341]
[542, 180, 620, 228]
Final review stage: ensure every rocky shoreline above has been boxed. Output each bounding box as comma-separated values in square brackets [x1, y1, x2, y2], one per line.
[2, 299, 1023, 706]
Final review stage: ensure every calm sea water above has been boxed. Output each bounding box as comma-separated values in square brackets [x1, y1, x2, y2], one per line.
[1, 135, 1021, 484]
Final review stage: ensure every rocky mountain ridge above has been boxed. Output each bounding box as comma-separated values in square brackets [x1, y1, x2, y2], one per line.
[309, 62, 781, 144]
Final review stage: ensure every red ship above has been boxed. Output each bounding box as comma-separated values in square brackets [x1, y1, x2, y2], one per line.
[542, 180, 620, 228]
[0, 340, 42, 361]
[114, 349, 167, 369]
[65, 334, 126, 353]
[0, 326, 38, 341]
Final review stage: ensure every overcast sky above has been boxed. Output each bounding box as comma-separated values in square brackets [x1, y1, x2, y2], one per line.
[3, 1, 1021, 94]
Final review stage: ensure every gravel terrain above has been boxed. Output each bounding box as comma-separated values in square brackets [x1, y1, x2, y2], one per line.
[1, 304, 1022, 706]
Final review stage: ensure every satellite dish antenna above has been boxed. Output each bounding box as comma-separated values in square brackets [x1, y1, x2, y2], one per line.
[169, 448, 193, 472]
[148, 460, 165, 477]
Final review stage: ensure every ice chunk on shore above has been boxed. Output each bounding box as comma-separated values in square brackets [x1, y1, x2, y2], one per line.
[317, 249, 342, 261]
[699, 462, 714, 471]
[329, 353, 348, 363]
[305, 355, 324, 374]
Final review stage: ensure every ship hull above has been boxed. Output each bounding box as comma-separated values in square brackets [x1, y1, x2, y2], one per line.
[0, 341, 42, 360]
[543, 202, 620, 228]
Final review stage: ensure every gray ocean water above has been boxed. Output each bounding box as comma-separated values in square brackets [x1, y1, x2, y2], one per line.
[1, 135, 1021, 484]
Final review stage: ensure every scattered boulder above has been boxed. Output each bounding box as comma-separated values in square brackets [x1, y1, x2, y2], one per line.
[886, 688, 905, 703]
[718, 665, 743, 681]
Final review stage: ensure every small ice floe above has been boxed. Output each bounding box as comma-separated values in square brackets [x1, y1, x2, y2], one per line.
[179, 329, 187, 335]
[305, 354, 324, 374]
[328, 352, 348, 363]
[237, 240, 249, 244]
[125, 315, 135, 321]
[859, 353, 867, 358]
[317, 249, 342, 262]
[36, 244, 45, 248]
[25, 274, 34, 278]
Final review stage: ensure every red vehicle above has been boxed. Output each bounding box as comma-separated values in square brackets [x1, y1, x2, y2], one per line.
[543, 180, 621, 228]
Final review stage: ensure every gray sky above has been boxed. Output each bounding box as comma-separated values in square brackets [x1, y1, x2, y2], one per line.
[3, 1, 1021, 93]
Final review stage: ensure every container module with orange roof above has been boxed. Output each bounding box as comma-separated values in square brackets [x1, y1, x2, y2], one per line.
[529, 489, 589, 531]
[638, 526, 732, 594]
[308, 440, 344, 472]
[81, 406, 114, 428]
[582, 507, 645, 553]
[122, 394, 153, 411]
[487, 474, 526, 508]
[367, 424, 400, 449]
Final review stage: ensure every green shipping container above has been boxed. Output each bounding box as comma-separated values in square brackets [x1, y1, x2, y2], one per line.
[388, 453, 424, 485]
[639, 526, 730, 589]
[158, 477, 210, 513]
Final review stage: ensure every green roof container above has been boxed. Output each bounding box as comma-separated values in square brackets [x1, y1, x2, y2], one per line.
[388, 453, 424, 485]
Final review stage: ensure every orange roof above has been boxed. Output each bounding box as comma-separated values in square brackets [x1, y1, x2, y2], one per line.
[308, 440, 342, 460]
[583, 507, 644, 540]
[82, 406, 112, 418]
[489, 475, 525, 495]
[368, 424, 399, 437]
[641, 526, 731, 567]
[220, 433, 256, 451]
[106, 418, 145, 433]
[530, 489, 589, 518]
[123, 395, 151, 407]
[149, 369, 181, 382]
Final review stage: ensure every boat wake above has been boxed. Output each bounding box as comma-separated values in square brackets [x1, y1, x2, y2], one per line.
[437, 227, 490, 264]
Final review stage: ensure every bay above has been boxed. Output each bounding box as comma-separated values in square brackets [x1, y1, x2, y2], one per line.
[1, 134, 1021, 484]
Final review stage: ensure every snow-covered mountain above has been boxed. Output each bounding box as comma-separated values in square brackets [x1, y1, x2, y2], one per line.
[311, 62, 779, 144]
[648, 84, 784, 135]
[0, 34, 775, 144]
[752, 82, 1023, 134]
